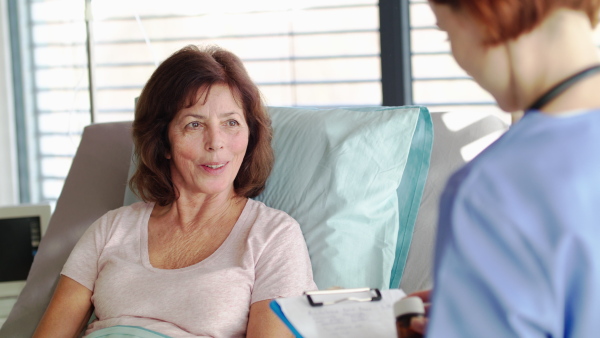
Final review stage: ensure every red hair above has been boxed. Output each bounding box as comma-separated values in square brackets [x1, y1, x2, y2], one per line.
[430, 0, 600, 44]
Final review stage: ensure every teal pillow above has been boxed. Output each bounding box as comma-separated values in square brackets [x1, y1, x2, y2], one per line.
[254, 106, 432, 290]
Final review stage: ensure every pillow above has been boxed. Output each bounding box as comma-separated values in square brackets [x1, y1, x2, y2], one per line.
[399, 112, 507, 292]
[254, 106, 432, 290]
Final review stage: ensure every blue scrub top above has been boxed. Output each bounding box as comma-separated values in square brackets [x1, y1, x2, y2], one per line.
[428, 110, 600, 337]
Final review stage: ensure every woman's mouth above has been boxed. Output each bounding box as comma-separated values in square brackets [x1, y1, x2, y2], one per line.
[205, 164, 225, 169]
[201, 162, 228, 173]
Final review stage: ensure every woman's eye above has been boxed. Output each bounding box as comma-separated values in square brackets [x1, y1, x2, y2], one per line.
[226, 120, 239, 127]
[187, 121, 200, 129]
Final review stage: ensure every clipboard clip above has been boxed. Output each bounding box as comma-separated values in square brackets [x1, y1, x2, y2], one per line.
[304, 288, 382, 307]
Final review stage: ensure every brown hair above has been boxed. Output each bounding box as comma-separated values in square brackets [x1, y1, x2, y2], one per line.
[129, 45, 273, 206]
[430, 0, 600, 44]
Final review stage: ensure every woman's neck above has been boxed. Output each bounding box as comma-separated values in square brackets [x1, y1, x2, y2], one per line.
[153, 191, 246, 232]
[508, 9, 600, 115]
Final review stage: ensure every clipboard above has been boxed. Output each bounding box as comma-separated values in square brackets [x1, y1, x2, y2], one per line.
[270, 288, 406, 338]
[304, 288, 382, 307]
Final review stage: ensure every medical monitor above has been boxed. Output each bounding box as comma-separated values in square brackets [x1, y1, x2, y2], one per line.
[0, 204, 51, 298]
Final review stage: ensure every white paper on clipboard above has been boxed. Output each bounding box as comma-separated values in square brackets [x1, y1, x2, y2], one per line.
[273, 288, 406, 338]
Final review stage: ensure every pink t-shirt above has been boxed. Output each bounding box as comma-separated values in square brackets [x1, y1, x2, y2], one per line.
[62, 199, 317, 337]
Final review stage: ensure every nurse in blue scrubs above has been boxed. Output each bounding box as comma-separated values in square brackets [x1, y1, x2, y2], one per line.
[412, 1, 600, 336]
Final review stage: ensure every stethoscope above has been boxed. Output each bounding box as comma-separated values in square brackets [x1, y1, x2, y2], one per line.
[526, 64, 600, 112]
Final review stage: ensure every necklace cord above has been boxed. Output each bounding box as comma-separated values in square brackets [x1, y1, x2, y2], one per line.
[527, 64, 600, 111]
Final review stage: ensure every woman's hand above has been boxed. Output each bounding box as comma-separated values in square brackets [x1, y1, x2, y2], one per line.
[406, 289, 431, 335]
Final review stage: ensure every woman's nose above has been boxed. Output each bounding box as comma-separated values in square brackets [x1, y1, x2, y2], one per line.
[205, 127, 224, 151]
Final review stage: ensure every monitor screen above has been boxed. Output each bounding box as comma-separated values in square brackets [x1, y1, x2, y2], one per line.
[0, 216, 41, 282]
[0, 204, 51, 297]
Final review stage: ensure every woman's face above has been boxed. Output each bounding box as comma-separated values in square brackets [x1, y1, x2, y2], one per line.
[430, 2, 516, 111]
[167, 84, 249, 199]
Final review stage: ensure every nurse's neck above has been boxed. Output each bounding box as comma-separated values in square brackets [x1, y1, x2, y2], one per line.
[508, 9, 600, 115]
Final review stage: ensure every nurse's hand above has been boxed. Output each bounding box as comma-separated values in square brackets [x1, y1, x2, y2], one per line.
[406, 289, 431, 335]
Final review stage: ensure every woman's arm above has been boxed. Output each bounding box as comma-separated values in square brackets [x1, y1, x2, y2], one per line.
[246, 299, 293, 338]
[33, 275, 93, 338]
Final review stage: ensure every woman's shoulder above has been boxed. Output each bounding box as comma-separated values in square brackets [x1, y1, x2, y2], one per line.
[246, 199, 296, 221]
[244, 199, 301, 233]
[95, 201, 154, 230]
[105, 201, 153, 218]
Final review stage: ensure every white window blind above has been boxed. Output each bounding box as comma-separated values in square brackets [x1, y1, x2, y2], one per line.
[24, 0, 380, 205]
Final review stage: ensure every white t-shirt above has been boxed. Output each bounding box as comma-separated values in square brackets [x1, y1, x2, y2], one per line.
[62, 199, 317, 337]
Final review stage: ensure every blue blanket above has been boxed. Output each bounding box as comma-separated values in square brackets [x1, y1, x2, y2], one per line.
[86, 325, 171, 338]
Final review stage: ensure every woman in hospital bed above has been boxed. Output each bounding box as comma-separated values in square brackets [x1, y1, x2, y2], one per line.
[33, 45, 316, 338]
